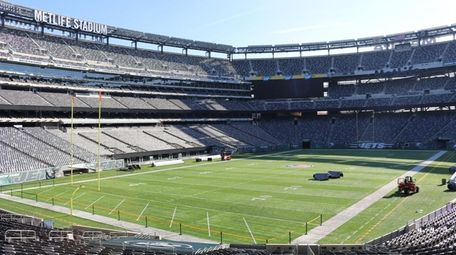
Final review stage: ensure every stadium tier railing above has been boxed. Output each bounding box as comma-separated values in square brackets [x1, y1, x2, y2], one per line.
[0, 159, 124, 186]
[366, 202, 455, 246]
[0, 168, 52, 186]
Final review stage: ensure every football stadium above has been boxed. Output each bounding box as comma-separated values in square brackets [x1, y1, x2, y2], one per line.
[0, 0, 456, 254]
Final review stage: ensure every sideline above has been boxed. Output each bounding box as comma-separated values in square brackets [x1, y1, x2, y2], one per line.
[292, 150, 447, 244]
[5, 149, 302, 194]
[0, 149, 301, 243]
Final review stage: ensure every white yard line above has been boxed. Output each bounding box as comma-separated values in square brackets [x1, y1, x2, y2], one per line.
[292, 150, 447, 244]
[207, 211, 211, 237]
[243, 217, 257, 244]
[84, 195, 105, 209]
[136, 201, 150, 221]
[53, 189, 71, 198]
[0, 192, 215, 244]
[340, 198, 397, 243]
[109, 198, 126, 215]
[63, 192, 86, 205]
[169, 207, 177, 228]
[7, 149, 302, 194]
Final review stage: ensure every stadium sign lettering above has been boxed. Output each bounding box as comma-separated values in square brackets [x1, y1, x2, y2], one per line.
[357, 143, 393, 149]
[34, 10, 108, 35]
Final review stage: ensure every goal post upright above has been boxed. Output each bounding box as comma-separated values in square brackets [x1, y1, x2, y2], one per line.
[70, 95, 75, 185]
[97, 90, 102, 192]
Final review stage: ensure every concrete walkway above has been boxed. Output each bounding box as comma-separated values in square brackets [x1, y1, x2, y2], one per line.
[292, 150, 447, 244]
[0, 192, 216, 243]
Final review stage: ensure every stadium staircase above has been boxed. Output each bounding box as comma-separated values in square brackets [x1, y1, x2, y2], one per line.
[142, 130, 185, 149]
[263, 124, 288, 145]
[112, 97, 130, 109]
[391, 114, 415, 143]
[101, 131, 147, 152]
[163, 130, 201, 148]
[168, 99, 186, 110]
[189, 125, 236, 149]
[426, 117, 456, 142]
[358, 54, 364, 69]
[0, 94, 12, 105]
[35, 93, 55, 106]
[359, 122, 373, 142]
[447, 91, 456, 102]
[0, 140, 51, 168]
[407, 47, 416, 66]
[203, 125, 253, 147]
[21, 128, 89, 163]
[326, 122, 335, 145]
[77, 133, 125, 154]
[229, 124, 278, 146]
[386, 50, 394, 67]
[213, 124, 265, 146]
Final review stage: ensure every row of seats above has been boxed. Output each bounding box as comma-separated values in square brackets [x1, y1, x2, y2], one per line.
[259, 110, 456, 147]
[46, 123, 283, 156]
[0, 88, 252, 111]
[0, 27, 238, 81]
[381, 205, 456, 255]
[3, 109, 456, 174]
[0, 88, 455, 112]
[328, 76, 455, 98]
[0, 127, 93, 172]
[3, 27, 456, 80]
[0, 123, 284, 173]
[232, 41, 456, 77]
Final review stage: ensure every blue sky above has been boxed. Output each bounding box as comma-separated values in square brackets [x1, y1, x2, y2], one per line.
[10, 0, 456, 47]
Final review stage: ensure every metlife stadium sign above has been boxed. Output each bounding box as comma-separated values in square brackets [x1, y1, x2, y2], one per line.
[33, 9, 108, 35]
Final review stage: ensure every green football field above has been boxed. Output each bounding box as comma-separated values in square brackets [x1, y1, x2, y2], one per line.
[3, 149, 456, 244]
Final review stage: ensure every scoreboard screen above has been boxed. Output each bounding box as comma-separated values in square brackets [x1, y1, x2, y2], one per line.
[252, 79, 324, 99]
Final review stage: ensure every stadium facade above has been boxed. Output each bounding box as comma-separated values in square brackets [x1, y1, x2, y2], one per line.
[1, 1, 456, 255]
[0, 0, 455, 175]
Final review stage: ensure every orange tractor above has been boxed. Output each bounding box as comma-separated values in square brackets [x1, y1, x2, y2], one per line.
[397, 176, 419, 195]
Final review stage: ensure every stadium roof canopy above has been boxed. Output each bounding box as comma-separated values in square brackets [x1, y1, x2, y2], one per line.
[1, 1, 456, 55]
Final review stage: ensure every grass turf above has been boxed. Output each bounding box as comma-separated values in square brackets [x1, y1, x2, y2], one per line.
[320, 151, 456, 244]
[2, 149, 449, 244]
[0, 198, 125, 231]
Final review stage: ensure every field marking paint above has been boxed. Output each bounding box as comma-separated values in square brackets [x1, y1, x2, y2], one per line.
[308, 214, 323, 225]
[84, 195, 105, 209]
[109, 198, 126, 215]
[37, 187, 56, 195]
[136, 201, 150, 221]
[167, 176, 182, 181]
[7, 149, 302, 195]
[284, 186, 302, 191]
[199, 171, 212, 175]
[251, 195, 272, 201]
[169, 207, 177, 228]
[355, 155, 449, 243]
[355, 194, 409, 243]
[128, 183, 144, 187]
[53, 189, 71, 198]
[243, 217, 257, 244]
[342, 197, 397, 243]
[59, 180, 306, 225]
[63, 192, 86, 205]
[206, 211, 211, 237]
[292, 150, 447, 244]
